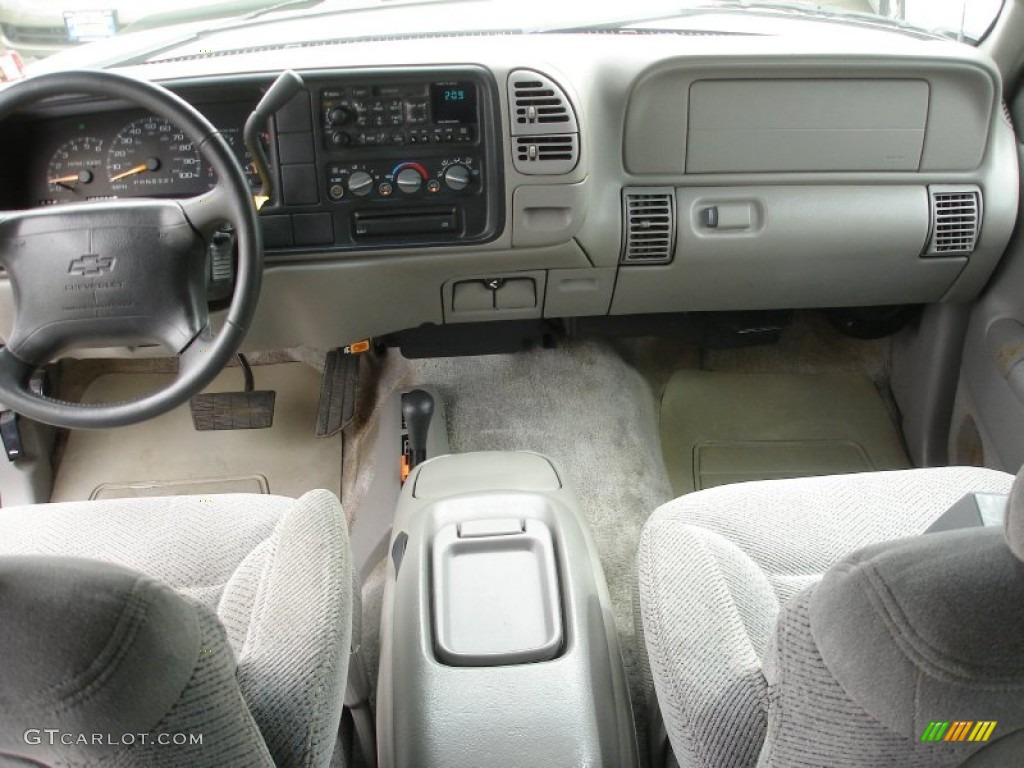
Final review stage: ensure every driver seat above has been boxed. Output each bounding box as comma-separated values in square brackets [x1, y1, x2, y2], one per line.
[0, 490, 352, 768]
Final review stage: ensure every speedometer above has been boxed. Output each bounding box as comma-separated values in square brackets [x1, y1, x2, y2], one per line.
[106, 117, 207, 195]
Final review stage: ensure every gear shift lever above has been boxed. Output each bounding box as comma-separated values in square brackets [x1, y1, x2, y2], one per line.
[402, 389, 434, 471]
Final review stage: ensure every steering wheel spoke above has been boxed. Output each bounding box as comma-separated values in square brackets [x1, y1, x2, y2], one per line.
[0, 70, 263, 429]
[0, 207, 40, 270]
[180, 179, 237, 236]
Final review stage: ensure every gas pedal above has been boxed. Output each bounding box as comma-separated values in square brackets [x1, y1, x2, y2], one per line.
[316, 343, 366, 437]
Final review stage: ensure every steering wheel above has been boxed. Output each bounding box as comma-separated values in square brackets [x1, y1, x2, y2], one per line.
[0, 70, 262, 429]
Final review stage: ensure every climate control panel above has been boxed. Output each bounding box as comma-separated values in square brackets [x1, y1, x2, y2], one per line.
[325, 156, 480, 201]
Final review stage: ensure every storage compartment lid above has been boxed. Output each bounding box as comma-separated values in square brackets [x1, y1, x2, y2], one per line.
[414, 451, 561, 498]
[432, 518, 562, 666]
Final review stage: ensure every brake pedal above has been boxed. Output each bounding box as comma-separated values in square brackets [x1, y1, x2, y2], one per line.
[190, 355, 275, 431]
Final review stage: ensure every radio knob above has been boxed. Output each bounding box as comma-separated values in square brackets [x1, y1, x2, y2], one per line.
[395, 167, 423, 194]
[328, 107, 350, 126]
[348, 171, 373, 197]
[330, 131, 350, 147]
[443, 164, 471, 191]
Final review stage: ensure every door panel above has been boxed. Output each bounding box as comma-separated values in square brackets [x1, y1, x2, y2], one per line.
[952, 95, 1024, 471]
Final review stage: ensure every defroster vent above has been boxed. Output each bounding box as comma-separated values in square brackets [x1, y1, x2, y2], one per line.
[927, 186, 982, 257]
[508, 70, 579, 175]
[621, 188, 676, 265]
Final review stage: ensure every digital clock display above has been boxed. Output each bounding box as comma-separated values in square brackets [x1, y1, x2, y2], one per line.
[430, 81, 477, 124]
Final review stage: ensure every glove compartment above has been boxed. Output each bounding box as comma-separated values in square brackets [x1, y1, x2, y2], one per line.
[611, 185, 968, 313]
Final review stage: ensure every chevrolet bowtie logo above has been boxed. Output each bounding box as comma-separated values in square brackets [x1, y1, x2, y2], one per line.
[69, 254, 115, 277]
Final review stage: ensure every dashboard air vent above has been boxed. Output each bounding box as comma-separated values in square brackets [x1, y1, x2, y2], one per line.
[508, 69, 580, 175]
[514, 135, 579, 175]
[621, 188, 676, 265]
[927, 186, 982, 257]
[508, 71, 578, 134]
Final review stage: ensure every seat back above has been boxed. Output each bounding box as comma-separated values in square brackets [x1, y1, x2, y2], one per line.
[0, 555, 276, 767]
[0, 489, 354, 768]
[758, 493, 1024, 766]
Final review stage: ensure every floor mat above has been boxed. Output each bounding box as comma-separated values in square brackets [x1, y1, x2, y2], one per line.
[51, 362, 340, 502]
[661, 370, 910, 495]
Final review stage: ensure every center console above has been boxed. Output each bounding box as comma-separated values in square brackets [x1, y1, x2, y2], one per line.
[377, 451, 639, 768]
[262, 66, 505, 252]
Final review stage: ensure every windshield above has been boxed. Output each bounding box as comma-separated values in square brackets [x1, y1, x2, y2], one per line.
[0, 0, 1006, 65]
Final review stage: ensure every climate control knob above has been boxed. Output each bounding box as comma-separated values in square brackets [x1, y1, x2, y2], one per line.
[348, 171, 373, 197]
[443, 164, 471, 191]
[395, 167, 423, 194]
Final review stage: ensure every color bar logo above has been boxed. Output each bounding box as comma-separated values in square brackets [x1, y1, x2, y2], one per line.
[921, 721, 997, 743]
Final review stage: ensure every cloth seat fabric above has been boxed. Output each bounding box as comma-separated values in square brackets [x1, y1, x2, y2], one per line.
[638, 467, 1016, 768]
[0, 490, 352, 768]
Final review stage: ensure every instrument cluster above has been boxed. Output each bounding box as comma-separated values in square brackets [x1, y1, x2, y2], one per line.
[29, 101, 261, 207]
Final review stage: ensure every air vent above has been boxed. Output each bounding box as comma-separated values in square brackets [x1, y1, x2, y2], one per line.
[513, 135, 579, 175]
[511, 81, 568, 126]
[927, 186, 982, 257]
[508, 71, 578, 135]
[508, 70, 580, 176]
[621, 188, 676, 265]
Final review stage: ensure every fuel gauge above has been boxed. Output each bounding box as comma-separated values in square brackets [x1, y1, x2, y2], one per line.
[47, 137, 104, 201]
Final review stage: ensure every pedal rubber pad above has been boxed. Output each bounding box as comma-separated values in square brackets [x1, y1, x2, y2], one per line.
[316, 349, 360, 437]
[190, 391, 276, 431]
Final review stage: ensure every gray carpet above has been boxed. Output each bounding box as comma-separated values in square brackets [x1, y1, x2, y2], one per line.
[342, 339, 674, 759]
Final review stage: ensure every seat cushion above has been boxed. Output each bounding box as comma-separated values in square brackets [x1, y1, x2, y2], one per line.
[0, 490, 352, 768]
[638, 467, 1015, 768]
[0, 493, 284, 607]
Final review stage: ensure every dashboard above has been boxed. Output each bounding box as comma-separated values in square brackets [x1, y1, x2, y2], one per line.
[0, 30, 1018, 356]
[6, 69, 505, 253]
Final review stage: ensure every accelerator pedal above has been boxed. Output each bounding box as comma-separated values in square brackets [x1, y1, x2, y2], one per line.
[315, 341, 367, 437]
[190, 354, 276, 431]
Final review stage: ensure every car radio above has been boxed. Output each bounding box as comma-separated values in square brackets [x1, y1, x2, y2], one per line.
[304, 70, 501, 246]
[320, 80, 478, 151]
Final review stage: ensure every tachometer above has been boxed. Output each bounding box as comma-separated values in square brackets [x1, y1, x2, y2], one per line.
[46, 136, 104, 201]
[106, 117, 206, 195]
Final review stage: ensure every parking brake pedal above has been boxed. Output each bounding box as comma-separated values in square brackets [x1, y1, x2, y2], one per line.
[316, 343, 365, 437]
[190, 355, 276, 431]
